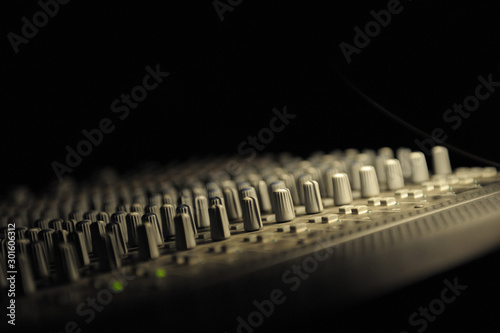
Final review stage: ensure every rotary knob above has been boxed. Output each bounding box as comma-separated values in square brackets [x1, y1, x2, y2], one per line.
[359, 166, 380, 198]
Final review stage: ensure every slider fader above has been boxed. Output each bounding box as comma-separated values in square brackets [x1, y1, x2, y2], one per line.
[2, 146, 500, 331]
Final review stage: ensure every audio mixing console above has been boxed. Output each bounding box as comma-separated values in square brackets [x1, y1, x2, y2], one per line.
[2, 145, 500, 331]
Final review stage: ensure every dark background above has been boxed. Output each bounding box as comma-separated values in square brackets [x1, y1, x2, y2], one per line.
[3, 0, 500, 332]
[3, 0, 500, 192]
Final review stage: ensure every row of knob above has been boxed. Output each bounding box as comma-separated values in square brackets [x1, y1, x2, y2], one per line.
[0, 146, 455, 293]
[5, 160, 396, 287]
[162, 142, 453, 246]
[3, 146, 452, 251]
[0, 146, 448, 229]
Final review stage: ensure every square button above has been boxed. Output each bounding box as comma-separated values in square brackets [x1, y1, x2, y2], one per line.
[408, 189, 423, 198]
[277, 225, 291, 232]
[367, 197, 381, 206]
[321, 214, 339, 223]
[381, 197, 396, 206]
[352, 205, 367, 214]
[421, 182, 434, 191]
[395, 190, 408, 198]
[290, 223, 307, 233]
[339, 205, 354, 214]
[294, 206, 306, 215]
[308, 216, 322, 223]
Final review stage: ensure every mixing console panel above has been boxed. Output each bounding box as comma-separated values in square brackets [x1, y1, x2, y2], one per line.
[3, 145, 500, 331]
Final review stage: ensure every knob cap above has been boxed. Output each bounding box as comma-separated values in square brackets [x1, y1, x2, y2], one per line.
[279, 173, 300, 205]
[432, 146, 452, 175]
[106, 222, 128, 257]
[410, 152, 429, 183]
[141, 213, 164, 247]
[385, 159, 405, 190]
[174, 213, 197, 250]
[55, 243, 80, 282]
[176, 204, 197, 237]
[360, 166, 380, 198]
[126, 212, 142, 246]
[160, 204, 176, 238]
[137, 222, 160, 260]
[240, 187, 258, 202]
[144, 205, 161, 238]
[378, 147, 394, 159]
[375, 156, 388, 184]
[269, 181, 286, 213]
[273, 188, 295, 222]
[76, 220, 92, 254]
[111, 211, 128, 244]
[304, 181, 323, 214]
[68, 231, 90, 267]
[396, 147, 412, 179]
[323, 168, 337, 198]
[194, 195, 210, 228]
[350, 162, 364, 190]
[297, 175, 313, 205]
[253, 179, 273, 213]
[97, 233, 122, 271]
[242, 196, 263, 231]
[332, 173, 353, 206]
[223, 186, 242, 221]
[209, 203, 231, 241]
[130, 203, 144, 214]
[96, 211, 110, 224]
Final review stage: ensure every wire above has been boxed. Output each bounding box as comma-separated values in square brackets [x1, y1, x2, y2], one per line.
[333, 67, 500, 167]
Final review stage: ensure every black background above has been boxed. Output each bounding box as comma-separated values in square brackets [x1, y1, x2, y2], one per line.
[3, 0, 500, 332]
[3, 0, 500, 192]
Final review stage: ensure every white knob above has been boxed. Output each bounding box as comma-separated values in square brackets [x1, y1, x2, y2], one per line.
[273, 188, 295, 222]
[304, 181, 323, 214]
[410, 152, 429, 183]
[432, 146, 452, 175]
[359, 166, 380, 198]
[385, 159, 405, 190]
[332, 173, 353, 206]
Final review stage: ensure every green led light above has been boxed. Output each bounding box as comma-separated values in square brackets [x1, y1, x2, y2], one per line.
[156, 268, 166, 278]
[112, 280, 123, 292]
